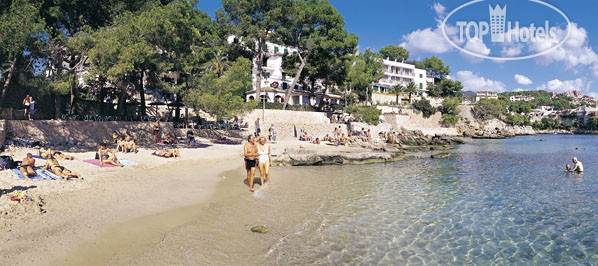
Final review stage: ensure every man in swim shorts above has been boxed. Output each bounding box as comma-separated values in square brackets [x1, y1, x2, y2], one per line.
[244, 135, 259, 192]
[19, 153, 37, 179]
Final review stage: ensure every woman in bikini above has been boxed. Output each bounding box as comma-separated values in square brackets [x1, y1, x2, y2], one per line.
[44, 153, 81, 180]
[39, 148, 75, 160]
[256, 136, 272, 188]
[153, 148, 180, 158]
[98, 143, 123, 167]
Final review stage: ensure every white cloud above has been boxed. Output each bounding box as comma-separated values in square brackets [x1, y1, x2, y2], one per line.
[455, 71, 507, 92]
[514, 74, 533, 85]
[461, 38, 490, 62]
[400, 3, 457, 55]
[501, 43, 524, 57]
[514, 88, 524, 92]
[536, 78, 590, 93]
[433, 2, 446, 18]
[530, 23, 598, 70]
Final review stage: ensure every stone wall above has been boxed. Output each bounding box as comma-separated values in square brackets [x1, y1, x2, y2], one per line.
[6, 120, 180, 147]
[241, 110, 346, 140]
[384, 110, 459, 136]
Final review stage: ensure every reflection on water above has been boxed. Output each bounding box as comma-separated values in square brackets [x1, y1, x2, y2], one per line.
[267, 135, 598, 265]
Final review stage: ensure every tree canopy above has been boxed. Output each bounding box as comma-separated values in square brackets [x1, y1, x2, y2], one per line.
[379, 45, 409, 62]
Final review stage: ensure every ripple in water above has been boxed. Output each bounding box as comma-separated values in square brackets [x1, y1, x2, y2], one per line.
[266, 135, 598, 265]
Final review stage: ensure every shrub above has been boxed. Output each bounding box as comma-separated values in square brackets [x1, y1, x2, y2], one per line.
[412, 99, 437, 118]
[442, 113, 459, 125]
[473, 98, 507, 120]
[346, 105, 381, 125]
[506, 114, 530, 126]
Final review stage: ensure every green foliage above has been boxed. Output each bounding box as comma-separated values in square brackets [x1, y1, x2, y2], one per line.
[532, 118, 569, 130]
[439, 78, 463, 98]
[259, 102, 318, 112]
[442, 114, 459, 125]
[413, 98, 437, 118]
[186, 58, 255, 120]
[379, 45, 409, 61]
[584, 116, 598, 130]
[508, 100, 532, 114]
[506, 114, 530, 126]
[346, 106, 381, 125]
[441, 97, 461, 114]
[346, 49, 384, 102]
[474, 98, 507, 119]
[427, 82, 443, 98]
[419, 57, 450, 79]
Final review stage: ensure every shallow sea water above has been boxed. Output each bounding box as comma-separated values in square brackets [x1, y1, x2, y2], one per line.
[106, 135, 598, 265]
[266, 135, 598, 265]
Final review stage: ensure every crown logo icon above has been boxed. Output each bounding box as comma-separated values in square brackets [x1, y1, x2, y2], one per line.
[489, 4, 507, 42]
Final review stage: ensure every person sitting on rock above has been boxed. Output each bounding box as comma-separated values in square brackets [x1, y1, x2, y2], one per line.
[116, 136, 126, 152]
[44, 153, 82, 180]
[340, 133, 347, 146]
[19, 153, 37, 179]
[123, 136, 138, 153]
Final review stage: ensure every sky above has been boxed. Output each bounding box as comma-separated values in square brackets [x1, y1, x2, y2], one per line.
[196, 0, 598, 96]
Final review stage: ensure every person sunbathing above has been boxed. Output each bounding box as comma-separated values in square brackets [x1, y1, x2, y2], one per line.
[312, 138, 321, 144]
[98, 143, 123, 167]
[153, 148, 180, 158]
[116, 136, 126, 152]
[39, 148, 75, 160]
[163, 133, 176, 144]
[19, 153, 37, 179]
[123, 136, 138, 153]
[44, 154, 82, 180]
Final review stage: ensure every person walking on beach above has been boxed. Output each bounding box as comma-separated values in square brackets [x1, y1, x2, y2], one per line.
[254, 118, 261, 136]
[256, 136, 272, 188]
[22, 94, 30, 120]
[391, 131, 396, 147]
[571, 157, 584, 173]
[244, 135, 259, 192]
[153, 121, 161, 143]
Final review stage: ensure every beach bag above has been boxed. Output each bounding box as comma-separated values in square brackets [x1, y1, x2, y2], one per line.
[0, 155, 16, 170]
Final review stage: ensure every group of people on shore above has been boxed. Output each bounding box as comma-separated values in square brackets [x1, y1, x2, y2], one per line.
[243, 135, 271, 192]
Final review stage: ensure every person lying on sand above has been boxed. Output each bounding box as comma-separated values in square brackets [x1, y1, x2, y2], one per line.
[98, 143, 123, 167]
[39, 148, 75, 160]
[312, 138, 320, 144]
[44, 153, 82, 180]
[19, 153, 37, 179]
[153, 148, 180, 158]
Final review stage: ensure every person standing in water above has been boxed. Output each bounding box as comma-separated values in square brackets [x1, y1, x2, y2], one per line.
[571, 157, 584, 173]
[256, 136, 272, 188]
[243, 135, 259, 192]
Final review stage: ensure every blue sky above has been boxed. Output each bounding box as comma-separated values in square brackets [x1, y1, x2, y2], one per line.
[196, 0, 598, 96]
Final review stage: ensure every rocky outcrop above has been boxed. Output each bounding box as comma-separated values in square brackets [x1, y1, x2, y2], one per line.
[431, 152, 451, 159]
[274, 149, 410, 166]
[459, 119, 536, 139]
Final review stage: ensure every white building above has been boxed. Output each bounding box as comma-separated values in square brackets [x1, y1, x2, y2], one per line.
[371, 58, 434, 105]
[509, 95, 535, 101]
[475, 91, 498, 102]
[232, 37, 343, 106]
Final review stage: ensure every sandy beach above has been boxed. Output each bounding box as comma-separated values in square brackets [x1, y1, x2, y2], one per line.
[0, 138, 377, 265]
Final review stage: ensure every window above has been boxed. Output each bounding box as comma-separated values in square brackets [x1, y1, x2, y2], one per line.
[293, 51, 297, 55]
[263, 44, 268, 52]
[267, 72, 271, 78]
[419, 74, 423, 78]
[262, 58, 268, 67]
[282, 73, 286, 80]
[419, 83, 423, 89]
[274, 46, 279, 53]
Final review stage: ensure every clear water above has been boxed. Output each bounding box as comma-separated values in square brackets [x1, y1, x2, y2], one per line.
[267, 135, 598, 265]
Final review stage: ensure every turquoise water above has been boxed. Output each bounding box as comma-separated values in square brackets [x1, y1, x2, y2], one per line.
[268, 135, 598, 265]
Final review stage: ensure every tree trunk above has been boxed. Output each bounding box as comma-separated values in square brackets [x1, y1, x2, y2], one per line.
[365, 87, 369, 106]
[54, 94, 62, 119]
[318, 81, 328, 110]
[174, 93, 181, 122]
[98, 79, 106, 115]
[255, 43, 264, 102]
[0, 56, 18, 107]
[139, 71, 146, 116]
[69, 75, 77, 114]
[282, 53, 307, 110]
[116, 86, 127, 118]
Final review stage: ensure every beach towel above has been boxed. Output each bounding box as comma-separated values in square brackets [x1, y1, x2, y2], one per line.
[118, 159, 137, 166]
[83, 159, 118, 167]
[32, 155, 45, 160]
[11, 168, 63, 180]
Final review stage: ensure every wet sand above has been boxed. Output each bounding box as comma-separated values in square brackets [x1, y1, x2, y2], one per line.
[54, 166, 336, 265]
